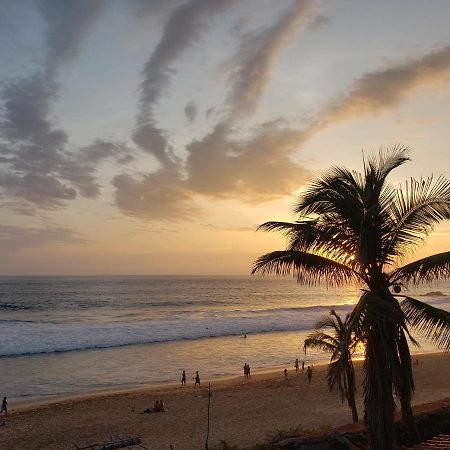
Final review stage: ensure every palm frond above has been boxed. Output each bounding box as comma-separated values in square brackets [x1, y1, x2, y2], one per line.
[303, 332, 338, 353]
[256, 220, 313, 234]
[251, 250, 361, 286]
[312, 315, 338, 331]
[390, 251, 450, 285]
[365, 145, 410, 183]
[384, 176, 450, 258]
[295, 168, 363, 224]
[401, 296, 450, 349]
[257, 219, 359, 267]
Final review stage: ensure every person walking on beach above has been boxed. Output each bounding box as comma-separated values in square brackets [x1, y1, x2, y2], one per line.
[243, 363, 249, 379]
[307, 366, 313, 384]
[294, 358, 299, 373]
[301, 361, 305, 372]
[284, 368, 288, 382]
[194, 371, 201, 387]
[181, 370, 186, 386]
[0, 397, 7, 417]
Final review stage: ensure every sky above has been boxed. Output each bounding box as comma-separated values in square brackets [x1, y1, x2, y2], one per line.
[0, 0, 450, 275]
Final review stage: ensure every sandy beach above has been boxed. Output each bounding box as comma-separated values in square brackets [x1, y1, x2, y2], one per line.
[0, 352, 448, 450]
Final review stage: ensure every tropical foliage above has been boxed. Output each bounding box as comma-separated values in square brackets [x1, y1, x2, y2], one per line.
[304, 310, 359, 422]
[252, 146, 450, 449]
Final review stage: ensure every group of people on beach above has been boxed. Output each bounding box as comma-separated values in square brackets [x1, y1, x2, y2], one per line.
[282, 360, 314, 384]
[294, 358, 306, 373]
[180, 370, 201, 387]
[143, 399, 166, 414]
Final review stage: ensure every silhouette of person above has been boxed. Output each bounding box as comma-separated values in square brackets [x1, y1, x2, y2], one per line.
[307, 366, 313, 384]
[243, 363, 248, 378]
[294, 358, 299, 373]
[194, 371, 201, 387]
[181, 370, 186, 386]
[284, 368, 288, 381]
[302, 361, 305, 372]
[0, 397, 7, 417]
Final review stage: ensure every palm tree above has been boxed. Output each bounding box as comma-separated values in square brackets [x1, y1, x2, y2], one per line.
[252, 146, 450, 449]
[304, 310, 359, 422]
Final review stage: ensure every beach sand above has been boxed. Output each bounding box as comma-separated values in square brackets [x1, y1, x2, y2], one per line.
[0, 352, 449, 450]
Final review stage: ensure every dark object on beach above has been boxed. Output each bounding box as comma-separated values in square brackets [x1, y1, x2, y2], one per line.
[75, 436, 144, 450]
[306, 366, 312, 384]
[143, 399, 166, 413]
[0, 397, 7, 417]
[244, 362, 251, 379]
[205, 382, 212, 450]
[270, 404, 450, 449]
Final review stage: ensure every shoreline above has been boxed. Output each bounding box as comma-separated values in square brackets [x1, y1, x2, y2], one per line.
[9, 361, 320, 412]
[8, 347, 443, 413]
[2, 352, 449, 450]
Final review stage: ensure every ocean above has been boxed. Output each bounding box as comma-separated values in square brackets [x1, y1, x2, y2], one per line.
[0, 275, 449, 404]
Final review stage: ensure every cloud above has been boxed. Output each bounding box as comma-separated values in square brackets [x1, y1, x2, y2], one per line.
[0, 172, 77, 208]
[39, 0, 106, 78]
[0, 224, 86, 252]
[134, 0, 237, 165]
[185, 120, 311, 201]
[179, 1, 318, 202]
[322, 43, 450, 124]
[184, 100, 198, 124]
[224, 0, 319, 117]
[0, 0, 109, 209]
[112, 168, 201, 220]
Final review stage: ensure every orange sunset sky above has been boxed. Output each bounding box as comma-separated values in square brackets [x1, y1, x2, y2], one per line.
[1, 0, 449, 275]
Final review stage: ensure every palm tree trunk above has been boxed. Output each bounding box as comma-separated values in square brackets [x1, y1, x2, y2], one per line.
[348, 393, 359, 423]
[397, 330, 421, 445]
[346, 365, 359, 422]
[364, 326, 396, 450]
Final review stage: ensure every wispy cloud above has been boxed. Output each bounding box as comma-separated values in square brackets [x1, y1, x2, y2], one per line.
[116, 40, 450, 220]
[134, 0, 237, 166]
[322, 43, 450, 123]
[224, 0, 319, 117]
[115, 1, 317, 218]
[0, 0, 107, 209]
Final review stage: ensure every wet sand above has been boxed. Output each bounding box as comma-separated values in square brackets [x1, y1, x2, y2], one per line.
[0, 352, 449, 450]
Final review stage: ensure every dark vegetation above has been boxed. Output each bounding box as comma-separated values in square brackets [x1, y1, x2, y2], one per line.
[252, 147, 450, 449]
